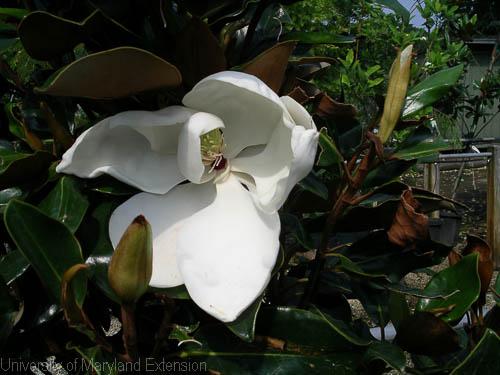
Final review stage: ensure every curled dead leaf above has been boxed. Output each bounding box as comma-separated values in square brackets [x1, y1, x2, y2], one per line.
[314, 93, 357, 122]
[387, 189, 429, 248]
[287, 86, 311, 105]
[448, 249, 462, 267]
[463, 234, 493, 305]
[242, 41, 297, 93]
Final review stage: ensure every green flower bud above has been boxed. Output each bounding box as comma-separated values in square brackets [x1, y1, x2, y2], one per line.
[108, 215, 153, 304]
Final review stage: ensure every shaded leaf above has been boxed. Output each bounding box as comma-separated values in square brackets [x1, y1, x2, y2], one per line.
[363, 341, 406, 372]
[39, 176, 89, 233]
[0, 250, 29, 285]
[174, 17, 226, 87]
[362, 159, 416, 189]
[297, 171, 329, 200]
[19, 10, 140, 60]
[35, 47, 181, 99]
[317, 128, 342, 167]
[4, 200, 85, 303]
[395, 312, 460, 355]
[0, 150, 53, 190]
[388, 291, 410, 330]
[257, 306, 370, 350]
[0, 280, 19, 348]
[0, 187, 27, 214]
[450, 329, 500, 374]
[80, 200, 120, 302]
[416, 254, 481, 323]
[242, 41, 296, 93]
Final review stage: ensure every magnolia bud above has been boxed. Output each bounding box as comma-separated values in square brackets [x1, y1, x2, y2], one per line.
[378, 45, 413, 144]
[108, 215, 153, 303]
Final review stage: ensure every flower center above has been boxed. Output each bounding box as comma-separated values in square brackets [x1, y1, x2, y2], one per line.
[200, 129, 227, 172]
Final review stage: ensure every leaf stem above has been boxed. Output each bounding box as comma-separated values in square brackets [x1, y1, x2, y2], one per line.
[121, 303, 139, 361]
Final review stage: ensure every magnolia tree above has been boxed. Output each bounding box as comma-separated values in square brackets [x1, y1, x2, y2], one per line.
[0, 1, 498, 374]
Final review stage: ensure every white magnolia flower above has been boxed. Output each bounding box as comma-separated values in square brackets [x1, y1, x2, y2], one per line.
[57, 71, 319, 322]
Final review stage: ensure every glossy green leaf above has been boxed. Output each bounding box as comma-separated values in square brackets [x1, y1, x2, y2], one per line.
[35, 47, 182, 99]
[80, 201, 120, 302]
[372, 1, 410, 22]
[393, 126, 450, 160]
[332, 254, 389, 281]
[0, 250, 29, 285]
[169, 322, 200, 344]
[310, 306, 371, 346]
[403, 65, 464, 118]
[226, 297, 262, 342]
[4, 200, 86, 303]
[0, 150, 53, 190]
[362, 159, 416, 189]
[385, 282, 459, 299]
[284, 31, 355, 44]
[363, 341, 406, 372]
[0, 187, 27, 214]
[416, 253, 480, 323]
[39, 176, 89, 233]
[180, 325, 361, 374]
[450, 329, 500, 374]
[297, 172, 329, 200]
[257, 306, 370, 349]
[317, 128, 342, 167]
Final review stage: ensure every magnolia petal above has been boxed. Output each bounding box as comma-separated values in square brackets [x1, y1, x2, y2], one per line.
[232, 122, 319, 213]
[177, 175, 280, 322]
[182, 71, 287, 158]
[109, 183, 217, 288]
[57, 106, 196, 194]
[178, 112, 225, 184]
[281, 96, 315, 129]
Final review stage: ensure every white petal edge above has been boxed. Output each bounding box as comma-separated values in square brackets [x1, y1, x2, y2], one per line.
[281, 96, 315, 129]
[182, 71, 287, 158]
[56, 106, 196, 194]
[232, 121, 319, 213]
[177, 112, 225, 184]
[177, 174, 280, 322]
[109, 183, 217, 288]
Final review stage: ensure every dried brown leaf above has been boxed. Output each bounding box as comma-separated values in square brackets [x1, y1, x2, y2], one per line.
[387, 189, 429, 247]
